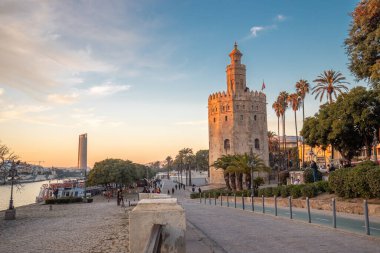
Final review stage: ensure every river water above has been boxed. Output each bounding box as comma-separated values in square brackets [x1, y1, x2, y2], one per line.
[0, 180, 50, 211]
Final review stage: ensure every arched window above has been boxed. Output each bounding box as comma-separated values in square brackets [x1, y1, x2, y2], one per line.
[224, 139, 230, 151]
[255, 139, 260, 149]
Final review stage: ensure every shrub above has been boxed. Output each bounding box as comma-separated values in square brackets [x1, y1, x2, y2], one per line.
[190, 193, 200, 199]
[314, 181, 331, 193]
[367, 168, 380, 198]
[301, 184, 318, 198]
[272, 186, 281, 197]
[329, 168, 349, 197]
[258, 188, 265, 197]
[45, 197, 83, 204]
[304, 168, 322, 183]
[278, 171, 289, 185]
[265, 187, 274, 197]
[289, 185, 302, 198]
[280, 185, 289, 198]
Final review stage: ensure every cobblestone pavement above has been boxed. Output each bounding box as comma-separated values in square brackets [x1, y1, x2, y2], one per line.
[0, 196, 130, 253]
[163, 179, 380, 253]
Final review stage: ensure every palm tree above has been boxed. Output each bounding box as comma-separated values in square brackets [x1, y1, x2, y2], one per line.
[165, 156, 173, 179]
[296, 79, 310, 167]
[277, 91, 289, 161]
[272, 101, 282, 151]
[226, 154, 269, 192]
[267, 131, 279, 153]
[312, 70, 349, 104]
[213, 155, 235, 190]
[287, 93, 301, 169]
[177, 148, 194, 186]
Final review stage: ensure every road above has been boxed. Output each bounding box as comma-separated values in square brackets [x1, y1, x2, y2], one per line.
[162, 179, 380, 253]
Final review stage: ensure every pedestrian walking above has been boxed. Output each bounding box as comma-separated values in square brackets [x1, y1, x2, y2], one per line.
[172, 188, 175, 194]
[198, 187, 202, 194]
[311, 161, 318, 182]
[175, 184, 178, 190]
[167, 189, 170, 195]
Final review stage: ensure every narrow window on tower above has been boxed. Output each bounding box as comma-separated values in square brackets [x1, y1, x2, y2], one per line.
[243, 105, 245, 110]
[213, 117, 216, 123]
[240, 115, 243, 121]
[225, 116, 228, 121]
[222, 106, 225, 111]
[224, 139, 230, 152]
[254, 115, 257, 121]
[255, 139, 260, 149]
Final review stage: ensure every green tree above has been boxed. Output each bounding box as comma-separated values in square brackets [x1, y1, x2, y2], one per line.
[345, 0, 380, 88]
[312, 70, 349, 104]
[87, 158, 151, 187]
[195, 150, 209, 172]
[301, 87, 380, 164]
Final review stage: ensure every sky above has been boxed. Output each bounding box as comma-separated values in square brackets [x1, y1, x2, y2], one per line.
[0, 0, 361, 168]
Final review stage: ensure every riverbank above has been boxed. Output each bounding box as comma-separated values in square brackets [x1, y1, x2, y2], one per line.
[0, 195, 131, 253]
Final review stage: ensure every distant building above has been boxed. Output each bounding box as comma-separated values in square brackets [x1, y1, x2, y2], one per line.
[208, 43, 269, 184]
[78, 133, 87, 170]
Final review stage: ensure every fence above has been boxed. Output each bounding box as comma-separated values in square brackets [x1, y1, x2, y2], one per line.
[198, 193, 378, 237]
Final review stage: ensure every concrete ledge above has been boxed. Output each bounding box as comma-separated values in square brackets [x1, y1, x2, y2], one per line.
[139, 193, 172, 200]
[129, 197, 186, 253]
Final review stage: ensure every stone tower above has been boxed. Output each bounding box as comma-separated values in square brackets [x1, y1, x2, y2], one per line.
[208, 43, 269, 184]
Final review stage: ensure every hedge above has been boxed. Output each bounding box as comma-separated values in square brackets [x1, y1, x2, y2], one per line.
[45, 197, 84, 204]
[329, 163, 380, 198]
[303, 168, 323, 183]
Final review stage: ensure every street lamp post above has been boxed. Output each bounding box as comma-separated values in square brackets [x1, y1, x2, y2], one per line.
[249, 157, 255, 197]
[5, 160, 19, 220]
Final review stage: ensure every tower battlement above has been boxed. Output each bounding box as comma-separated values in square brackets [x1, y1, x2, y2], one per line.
[208, 90, 266, 101]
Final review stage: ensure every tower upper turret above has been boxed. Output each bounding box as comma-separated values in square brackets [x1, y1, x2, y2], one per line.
[229, 42, 242, 64]
[226, 43, 247, 94]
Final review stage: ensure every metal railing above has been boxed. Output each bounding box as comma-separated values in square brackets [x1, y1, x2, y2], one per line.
[144, 224, 163, 253]
[198, 192, 377, 236]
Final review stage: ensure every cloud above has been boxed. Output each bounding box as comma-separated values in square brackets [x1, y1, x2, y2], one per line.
[175, 120, 207, 126]
[88, 83, 131, 96]
[47, 93, 80, 104]
[0, 88, 4, 96]
[249, 25, 276, 38]
[0, 104, 51, 122]
[275, 14, 287, 22]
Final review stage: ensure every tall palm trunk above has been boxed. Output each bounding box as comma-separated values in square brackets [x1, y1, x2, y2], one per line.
[294, 110, 299, 169]
[302, 101, 305, 167]
[245, 172, 251, 190]
[230, 173, 236, 191]
[224, 172, 232, 190]
[277, 116, 280, 151]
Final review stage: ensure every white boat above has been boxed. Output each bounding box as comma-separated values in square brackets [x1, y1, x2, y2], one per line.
[36, 179, 85, 203]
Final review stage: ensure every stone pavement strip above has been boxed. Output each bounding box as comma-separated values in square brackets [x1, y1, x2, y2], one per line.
[0, 196, 130, 253]
[163, 179, 380, 253]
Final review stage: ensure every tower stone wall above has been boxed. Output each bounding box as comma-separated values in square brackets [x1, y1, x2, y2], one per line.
[208, 44, 269, 184]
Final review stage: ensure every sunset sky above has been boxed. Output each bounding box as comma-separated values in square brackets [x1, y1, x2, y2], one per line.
[0, 0, 361, 167]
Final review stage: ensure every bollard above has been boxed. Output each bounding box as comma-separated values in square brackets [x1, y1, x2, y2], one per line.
[234, 194, 237, 208]
[262, 195, 265, 213]
[242, 193, 245, 210]
[306, 197, 311, 223]
[221, 194, 223, 206]
[200, 193, 202, 203]
[289, 196, 293, 219]
[129, 200, 131, 207]
[49, 204, 53, 211]
[209, 193, 211, 205]
[227, 193, 229, 207]
[364, 199, 370, 235]
[274, 196, 277, 216]
[332, 198, 336, 228]
[251, 195, 254, 212]
[204, 193, 206, 204]
[214, 193, 216, 205]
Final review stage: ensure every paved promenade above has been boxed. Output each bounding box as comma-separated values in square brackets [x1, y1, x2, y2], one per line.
[164, 180, 380, 253]
[0, 196, 130, 253]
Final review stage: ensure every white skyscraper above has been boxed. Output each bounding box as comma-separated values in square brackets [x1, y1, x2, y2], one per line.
[78, 133, 87, 170]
